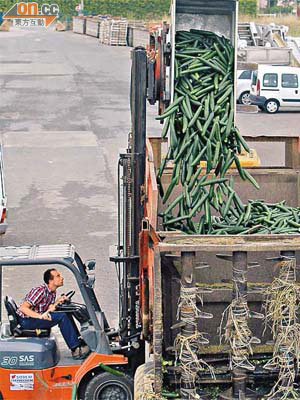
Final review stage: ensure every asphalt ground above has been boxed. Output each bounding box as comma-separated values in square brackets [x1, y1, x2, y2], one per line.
[0, 27, 140, 326]
[237, 109, 300, 167]
[0, 26, 299, 327]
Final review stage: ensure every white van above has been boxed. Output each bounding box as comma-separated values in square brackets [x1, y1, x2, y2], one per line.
[237, 70, 253, 105]
[250, 65, 300, 113]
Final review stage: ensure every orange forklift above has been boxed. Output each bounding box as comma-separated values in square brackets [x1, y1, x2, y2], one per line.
[0, 48, 149, 400]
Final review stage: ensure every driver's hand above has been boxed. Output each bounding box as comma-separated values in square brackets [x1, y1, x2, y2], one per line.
[56, 295, 67, 305]
[48, 304, 56, 312]
[41, 312, 52, 321]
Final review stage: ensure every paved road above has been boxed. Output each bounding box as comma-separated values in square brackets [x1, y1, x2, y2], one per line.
[0, 26, 299, 326]
[0, 27, 150, 326]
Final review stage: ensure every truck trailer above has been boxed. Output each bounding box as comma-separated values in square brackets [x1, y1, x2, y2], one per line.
[126, 1, 300, 399]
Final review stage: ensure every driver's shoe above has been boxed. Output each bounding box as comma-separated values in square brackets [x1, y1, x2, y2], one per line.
[72, 345, 90, 360]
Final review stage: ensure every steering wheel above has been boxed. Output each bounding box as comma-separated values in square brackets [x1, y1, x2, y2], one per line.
[55, 290, 76, 312]
[64, 290, 75, 304]
[55, 290, 89, 323]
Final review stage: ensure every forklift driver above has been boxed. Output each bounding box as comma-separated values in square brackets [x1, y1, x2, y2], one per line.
[16, 268, 90, 360]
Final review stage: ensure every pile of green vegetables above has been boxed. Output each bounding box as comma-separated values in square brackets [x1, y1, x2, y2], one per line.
[156, 29, 300, 235]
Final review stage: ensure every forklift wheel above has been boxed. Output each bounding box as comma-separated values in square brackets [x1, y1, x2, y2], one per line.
[84, 372, 133, 400]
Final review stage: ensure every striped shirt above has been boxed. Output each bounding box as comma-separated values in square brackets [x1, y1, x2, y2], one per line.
[17, 283, 56, 318]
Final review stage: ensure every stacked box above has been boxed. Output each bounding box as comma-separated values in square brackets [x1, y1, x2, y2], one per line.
[72, 16, 86, 34]
[86, 17, 100, 38]
[132, 28, 149, 48]
[99, 19, 110, 44]
[127, 20, 148, 47]
[112, 19, 128, 46]
[99, 18, 128, 46]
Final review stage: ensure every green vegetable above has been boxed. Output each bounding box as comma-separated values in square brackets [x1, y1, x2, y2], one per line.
[155, 96, 184, 120]
[98, 364, 125, 377]
[156, 29, 300, 236]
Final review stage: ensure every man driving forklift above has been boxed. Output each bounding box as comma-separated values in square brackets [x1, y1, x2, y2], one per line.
[16, 268, 90, 360]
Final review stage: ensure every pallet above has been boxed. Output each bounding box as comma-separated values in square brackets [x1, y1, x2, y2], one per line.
[99, 18, 128, 46]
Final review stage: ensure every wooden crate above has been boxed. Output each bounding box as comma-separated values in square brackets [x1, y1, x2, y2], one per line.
[145, 136, 300, 346]
[85, 17, 100, 38]
[99, 18, 128, 46]
[72, 16, 86, 34]
[142, 139, 300, 397]
[131, 27, 149, 48]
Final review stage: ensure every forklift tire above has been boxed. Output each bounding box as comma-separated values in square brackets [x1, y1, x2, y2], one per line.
[84, 372, 133, 400]
[134, 361, 155, 399]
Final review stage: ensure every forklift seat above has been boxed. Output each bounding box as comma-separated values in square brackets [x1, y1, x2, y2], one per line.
[4, 296, 50, 338]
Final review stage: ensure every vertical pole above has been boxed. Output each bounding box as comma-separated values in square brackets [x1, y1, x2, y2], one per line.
[279, 250, 296, 394]
[123, 47, 147, 370]
[131, 47, 147, 257]
[122, 157, 130, 334]
[129, 47, 147, 335]
[153, 250, 163, 394]
[180, 251, 197, 399]
[232, 251, 248, 399]
[0, 264, 2, 323]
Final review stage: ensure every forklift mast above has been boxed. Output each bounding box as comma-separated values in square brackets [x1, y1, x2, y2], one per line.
[111, 47, 147, 367]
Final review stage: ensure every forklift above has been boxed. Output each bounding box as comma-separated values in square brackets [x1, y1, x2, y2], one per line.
[0, 48, 149, 400]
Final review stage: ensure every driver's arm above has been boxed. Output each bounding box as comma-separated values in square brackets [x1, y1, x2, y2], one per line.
[19, 301, 44, 319]
[47, 295, 67, 312]
[19, 295, 68, 317]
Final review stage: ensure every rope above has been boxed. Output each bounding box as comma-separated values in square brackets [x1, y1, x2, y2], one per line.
[263, 258, 300, 399]
[220, 299, 255, 371]
[219, 266, 255, 371]
[175, 284, 215, 399]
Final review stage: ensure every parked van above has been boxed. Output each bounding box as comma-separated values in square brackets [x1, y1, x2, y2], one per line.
[237, 70, 253, 105]
[250, 65, 300, 113]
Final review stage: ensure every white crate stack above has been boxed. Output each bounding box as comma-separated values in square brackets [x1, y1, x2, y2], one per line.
[99, 18, 128, 46]
[99, 19, 109, 44]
